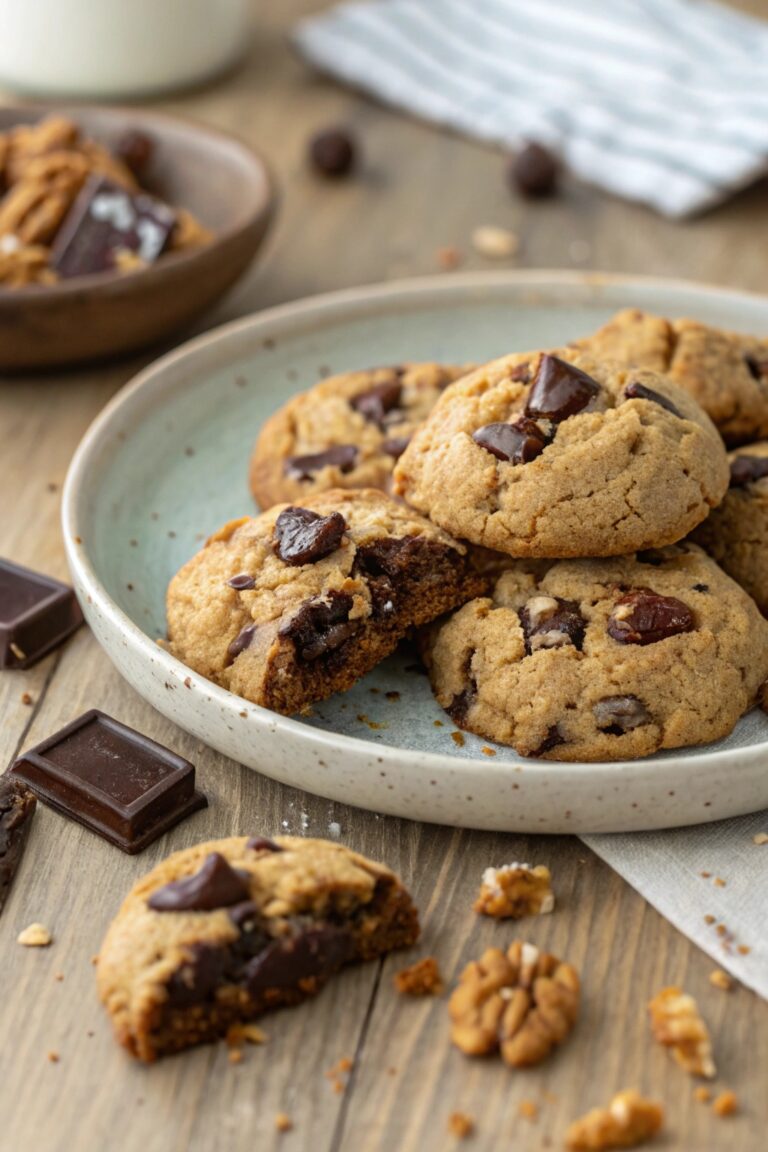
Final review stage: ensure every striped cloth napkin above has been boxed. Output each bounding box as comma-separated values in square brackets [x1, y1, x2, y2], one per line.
[296, 0, 768, 217]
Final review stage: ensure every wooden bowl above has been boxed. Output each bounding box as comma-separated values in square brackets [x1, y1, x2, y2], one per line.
[0, 103, 275, 370]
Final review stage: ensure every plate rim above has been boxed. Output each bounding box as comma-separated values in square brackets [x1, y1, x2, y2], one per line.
[62, 268, 768, 783]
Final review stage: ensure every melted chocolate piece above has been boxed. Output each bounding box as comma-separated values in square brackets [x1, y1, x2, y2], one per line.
[280, 592, 359, 662]
[149, 852, 250, 912]
[593, 695, 651, 735]
[519, 596, 585, 654]
[0, 777, 36, 916]
[0, 558, 83, 669]
[607, 589, 695, 646]
[525, 355, 601, 422]
[729, 455, 768, 487]
[350, 379, 403, 427]
[245, 924, 353, 992]
[529, 725, 565, 757]
[745, 354, 768, 381]
[447, 684, 476, 726]
[284, 444, 358, 482]
[114, 130, 155, 180]
[472, 418, 549, 464]
[510, 142, 559, 198]
[246, 836, 283, 853]
[381, 435, 411, 458]
[227, 623, 257, 661]
[353, 536, 455, 617]
[227, 573, 256, 591]
[228, 900, 261, 929]
[165, 943, 227, 1007]
[51, 175, 176, 278]
[274, 507, 346, 566]
[624, 381, 682, 417]
[11, 710, 206, 854]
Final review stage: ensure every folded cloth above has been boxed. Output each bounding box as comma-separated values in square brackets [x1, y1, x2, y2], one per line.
[584, 809, 768, 999]
[296, 0, 768, 217]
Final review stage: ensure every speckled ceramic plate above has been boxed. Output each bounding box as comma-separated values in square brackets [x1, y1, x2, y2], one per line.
[62, 271, 768, 833]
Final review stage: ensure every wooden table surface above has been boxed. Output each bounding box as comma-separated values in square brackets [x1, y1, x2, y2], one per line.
[2, 2, 766, 1149]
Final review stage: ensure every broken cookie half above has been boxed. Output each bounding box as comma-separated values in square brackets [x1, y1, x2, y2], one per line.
[97, 836, 419, 1061]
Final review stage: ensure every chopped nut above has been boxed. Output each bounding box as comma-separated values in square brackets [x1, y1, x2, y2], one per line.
[709, 969, 733, 991]
[566, 1090, 663, 1150]
[648, 987, 716, 1078]
[449, 940, 579, 1067]
[473, 863, 554, 919]
[752, 832, 768, 845]
[471, 225, 519, 259]
[18, 922, 52, 947]
[519, 1100, 538, 1120]
[712, 1090, 738, 1117]
[694, 1087, 712, 1103]
[275, 1112, 293, 1133]
[394, 956, 444, 996]
[448, 1112, 474, 1138]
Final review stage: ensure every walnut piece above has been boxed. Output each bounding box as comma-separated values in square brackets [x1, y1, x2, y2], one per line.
[394, 956, 444, 996]
[566, 1090, 664, 1150]
[473, 863, 554, 919]
[647, 987, 716, 1078]
[448, 940, 579, 1067]
[17, 922, 53, 947]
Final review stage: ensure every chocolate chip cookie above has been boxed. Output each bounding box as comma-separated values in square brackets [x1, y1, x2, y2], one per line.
[249, 362, 470, 509]
[577, 307, 768, 444]
[393, 351, 728, 558]
[97, 835, 419, 1060]
[421, 544, 768, 760]
[165, 488, 485, 715]
[693, 442, 768, 615]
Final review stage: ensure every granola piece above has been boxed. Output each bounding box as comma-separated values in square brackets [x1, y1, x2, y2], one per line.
[448, 940, 579, 1067]
[647, 987, 716, 1078]
[4, 116, 81, 184]
[169, 206, 213, 251]
[473, 863, 554, 919]
[0, 168, 83, 246]
[566, 1090, 664, 1150]
[712, 1090, 738, 1117]
[0, 241, 57, 287]
[448, 1112, 474, 1138]
[394, 956, 444, 996]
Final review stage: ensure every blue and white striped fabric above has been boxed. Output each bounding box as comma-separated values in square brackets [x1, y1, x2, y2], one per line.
[296, 0, 768, 217]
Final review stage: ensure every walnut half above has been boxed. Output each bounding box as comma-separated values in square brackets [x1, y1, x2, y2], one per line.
[448, 940, 579, 1067]
[566, 1089, 664, 1150]
[647, 986, 716, 1078]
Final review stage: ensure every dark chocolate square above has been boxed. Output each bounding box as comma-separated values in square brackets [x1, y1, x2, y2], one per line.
[0, 559, 84, 669]
[11, 710, 207, 854]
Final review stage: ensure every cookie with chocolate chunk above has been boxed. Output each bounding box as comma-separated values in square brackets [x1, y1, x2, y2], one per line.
[165, 488, 485, 715]
[693, 442, 768, 615]
[393, 351, 728, 558]
[420, 544, 768, 761]
[577, 307, 768, 444]
[249, 362, 471, 509]
[97, 835, 419, 1060]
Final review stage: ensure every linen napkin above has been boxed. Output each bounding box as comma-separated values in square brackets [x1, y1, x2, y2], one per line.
[296, 0, 768, 217]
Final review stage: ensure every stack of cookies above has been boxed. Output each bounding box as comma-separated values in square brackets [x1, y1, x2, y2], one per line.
[166, 310, 768, 762]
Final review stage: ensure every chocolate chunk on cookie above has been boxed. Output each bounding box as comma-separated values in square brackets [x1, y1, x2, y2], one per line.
[166, 489, 486, 715]
[97, 835, 419, 1060]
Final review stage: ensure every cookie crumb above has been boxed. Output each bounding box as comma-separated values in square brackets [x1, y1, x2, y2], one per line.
[704, 914, 716, 925]
[437, 245, 462, 270]
[47, 1051, 60, 1064]
[709, 969, 733, 991]
[227, 1022, 268, 1046]
[474, 863, 554, 919]
[21, 692, 33, 706]
[471, 225, 519, 259]
[694, 1086, 712, 1104]
[713, 1091, 738, 1117]
[737, 944, 751, 955]
[753, 832, 768, 845]
[54, 972, 64, 982]
[18, 922, 52, 947]
[325, 1056, 352, 1093]
[480, 746, 497, 757]
[90, 954, 99, 966]
[394, 956, 444, 996]
[448, 1112, 474, 1138]
[714, 877, 727, 888]
[648, 987, 716, 1078]
[228, 1048, 243, 1064]
[275, 1112, 293, 1132]
[451, 730, 465, 747]
[566, 1090, 663, 1150]
[699, 871, 712, 878]
[519, 1100, 538, 1120]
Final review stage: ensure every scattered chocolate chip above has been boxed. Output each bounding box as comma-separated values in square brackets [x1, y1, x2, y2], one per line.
[594, 695, 651, 734]
[519, 595, 585, 654]
[744, 354, 768, 381]
[624, 381, 682, 417]
[148, 852, 250, 912]
[350, 379, 403, 428]
[509, 142, 559, 198]
[284, 444, 358, 481]
[246, 837, 283, 853]
[472, 417, 549, 464]
[245, 924, 353, 992]
[382, 436, 411, 458]
[729, 455, 768, 487]
[227, 624, 257, 661]
[308, 128, 356, 177]
[274, 507, 346, 566]
[525, 355, 601, 422]
[114, 130, 155, 180]
[280, 592, 359, 662]
[529, 725, 565, 757]
[607, 589, 695, 646]
[227, 574, 256, 591]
